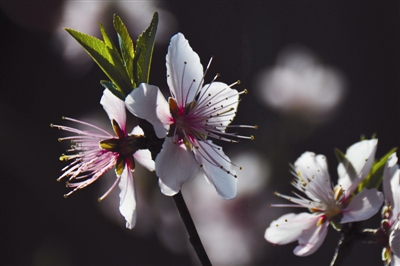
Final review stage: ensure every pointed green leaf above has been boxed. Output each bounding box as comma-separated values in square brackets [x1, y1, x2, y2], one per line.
[100, 80, 124, 101]
[99, 23, 115, 49]
[65, 27, 132, 98]
[113, 14, 134, 85]
[358, 147, 397, 191]
[133, 12, 158, 85]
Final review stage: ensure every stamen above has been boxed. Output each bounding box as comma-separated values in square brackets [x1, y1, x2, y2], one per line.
[229, 80, 241, 87]
[98, 175, 121, 202]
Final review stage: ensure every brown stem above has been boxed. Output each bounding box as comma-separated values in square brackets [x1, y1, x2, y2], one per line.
[172, 191, 212, 266]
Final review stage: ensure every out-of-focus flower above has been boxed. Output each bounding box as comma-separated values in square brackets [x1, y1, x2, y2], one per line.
[265, 139, 383, 256]
[52, 1, 177, 72]
[154, 150, 271, 265]
[125, 33, 255, 200]
[381, 153, 400, 265]
[255, 46, 346, 123]
[52, 89, 155, 229]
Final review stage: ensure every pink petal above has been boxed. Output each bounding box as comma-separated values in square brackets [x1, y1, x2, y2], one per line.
[337, 139, 378, 194]
[293, 218, 329, 256]
[125, 83, 171, 138]
[194, 140, 237, 200]
[340, 188, 383, 223]
[265, 212, 320, 245]
[293, 152, 333, 204]
[156, 138, 199, 196]
[118, 166, 137, 229]
[166, 33, 203, 107]
[133, 149, 155, 172]
[100, 89, 126, 132]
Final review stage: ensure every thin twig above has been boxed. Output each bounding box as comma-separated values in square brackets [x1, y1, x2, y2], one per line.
[172, 191, 212, 266]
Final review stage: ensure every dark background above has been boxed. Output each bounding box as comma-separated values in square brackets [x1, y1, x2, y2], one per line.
[1, 1, 399, 265]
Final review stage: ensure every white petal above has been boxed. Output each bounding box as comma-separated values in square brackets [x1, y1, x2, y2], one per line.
[125, 83, 171, 138]
[131, 125, 144, 136]
[337, 139, 378, 193]
[293, 219, 329, 256]
[118, 166, 137, 229]
[293, 152, 334, 204]
[166, 33, 203, 106]
[392, 255, 400, 266]
[100, 89, 126, 132]
[156, 138, 199, 196]
[133, 149, 155, 172]
[383, 153, 400, 219]
[265, 212, 320, 245]
[194, 140, 237, 200]
[340, 188, 383, 223]
[391, 171, 400, 224]
[197, 82, 239, 130]
[390, 220, 400, 258]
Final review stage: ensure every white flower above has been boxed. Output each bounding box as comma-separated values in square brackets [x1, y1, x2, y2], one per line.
[52, 89, 155, 229]
[265, 139, 383, 256]
[382, 153, 400, 265]
[125, 33, 254, 199]
[255, 46, 346, 123]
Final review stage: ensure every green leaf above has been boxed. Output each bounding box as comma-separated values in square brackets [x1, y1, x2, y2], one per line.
[113, 14, 134, 85]
[133, 12, 158, 85]
[65, 27, 132, 98]
[100, 80, 124, 101]
[358, 147, 397, 191]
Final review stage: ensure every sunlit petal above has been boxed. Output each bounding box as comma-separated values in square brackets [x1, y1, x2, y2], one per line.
[118, 166, 137, 229]
[337, 139, 378, 192]
[265, 212, 320, 245]
[125, 83, 172, 138]
[134, 149, 155, 172]
[293, 219, 329, 256]
[100, 89, 127, 132]
[166, 33, 203, 106]
[194, 141, 237, 200]
[156, 138, 199, 196]
[341, 188, 383, 223]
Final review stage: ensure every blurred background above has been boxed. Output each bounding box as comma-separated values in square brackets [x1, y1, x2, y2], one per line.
[1, 1, 399, 265]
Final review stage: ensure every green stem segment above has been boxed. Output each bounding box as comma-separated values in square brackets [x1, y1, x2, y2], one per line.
[172, 191, 212, 266]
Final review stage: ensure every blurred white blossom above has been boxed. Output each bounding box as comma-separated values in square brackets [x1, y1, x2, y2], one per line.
[255, 46, 346, 123]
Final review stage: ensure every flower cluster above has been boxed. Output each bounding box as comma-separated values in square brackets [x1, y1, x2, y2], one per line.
[53, 32, 254, 229]
[52, 89, 155, 229]
[264, 139, 384, 256]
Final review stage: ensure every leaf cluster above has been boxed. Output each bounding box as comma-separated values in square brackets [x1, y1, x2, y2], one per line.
[65, 13, 158, 100]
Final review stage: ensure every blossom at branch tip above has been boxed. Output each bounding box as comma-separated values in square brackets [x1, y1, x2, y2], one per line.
[265, 139, 384, 256]
[125, 33, 256, 200]
[381, 153, 400, 265]
[51, 89, 155, 229]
